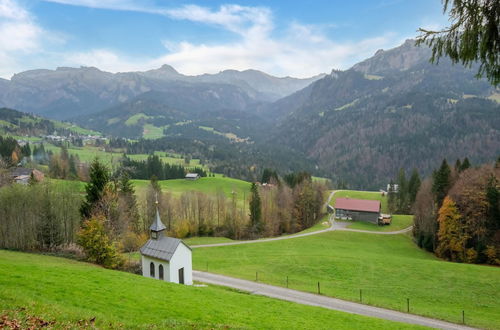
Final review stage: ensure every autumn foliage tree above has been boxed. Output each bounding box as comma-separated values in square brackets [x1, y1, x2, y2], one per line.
[436, 197, 468, 261]
[77, 215, 123, 269]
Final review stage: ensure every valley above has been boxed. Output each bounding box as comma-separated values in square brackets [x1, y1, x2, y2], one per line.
[1, 4, 499, 327]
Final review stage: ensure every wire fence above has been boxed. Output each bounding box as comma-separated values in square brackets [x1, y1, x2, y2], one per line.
[204, 266, 472, 326]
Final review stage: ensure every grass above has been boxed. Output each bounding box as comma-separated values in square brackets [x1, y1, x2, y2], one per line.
[0, 250, 423, 329]
[332, 190, 388, 213]
[364, 74, 384, 80]
[132, 176, 251, 203]
[43, 143, 205, 169]
[142, 124, 165, 139]
[345, 215, 413, 232]
[193, 232, 500, 329]
[125, 113, 153, 126]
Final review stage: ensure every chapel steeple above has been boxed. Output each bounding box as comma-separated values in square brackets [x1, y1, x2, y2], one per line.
[150, 197, 166, 239]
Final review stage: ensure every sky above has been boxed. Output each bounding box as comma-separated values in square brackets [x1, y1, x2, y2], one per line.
[0, 0, 449, 79]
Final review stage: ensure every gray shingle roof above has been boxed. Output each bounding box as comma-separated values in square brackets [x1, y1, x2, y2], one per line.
[10, 167, 33, 177]
[140, 236, 182, 261]
[150, 209, 166, 232]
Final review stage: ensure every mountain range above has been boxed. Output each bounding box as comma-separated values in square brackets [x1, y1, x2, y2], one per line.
[0, 65, 322, 120]
[0, 39, 498, 188]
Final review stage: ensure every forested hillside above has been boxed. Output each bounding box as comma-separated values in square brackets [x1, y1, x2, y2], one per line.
[270, 40, 500, 188]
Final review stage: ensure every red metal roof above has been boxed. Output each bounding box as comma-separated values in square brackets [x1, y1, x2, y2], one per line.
[334, 198, 381, 213]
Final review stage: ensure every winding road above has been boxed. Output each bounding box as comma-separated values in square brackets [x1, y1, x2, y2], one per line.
[190, 190, 413, 249]
[190, 190, 469, 329]
[193, 271, 475, 330]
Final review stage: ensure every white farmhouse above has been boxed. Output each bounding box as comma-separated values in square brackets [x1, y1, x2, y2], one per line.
[140, 206, 193, 285]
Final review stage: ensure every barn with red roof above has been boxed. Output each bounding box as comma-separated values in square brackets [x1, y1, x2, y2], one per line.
[334, 198, 381, 224]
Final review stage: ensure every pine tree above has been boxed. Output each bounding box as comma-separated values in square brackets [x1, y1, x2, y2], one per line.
[455, 159, 462, 172]
[461, 157, 471, 171]
[417, 0, 500, 85]
[80, 158, 110, 219]
[249, 183, 262, 234]
[119, 172, 141, 233]
[397, 168, 408, 213]
[432, 159, 451, 208]
[408, 168, 421, 208]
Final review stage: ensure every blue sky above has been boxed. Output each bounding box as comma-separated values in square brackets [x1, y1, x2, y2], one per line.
[0, 0, 449, 78]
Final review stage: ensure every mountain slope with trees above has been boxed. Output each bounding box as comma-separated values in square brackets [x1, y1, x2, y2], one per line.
[269, 40, 500, 188]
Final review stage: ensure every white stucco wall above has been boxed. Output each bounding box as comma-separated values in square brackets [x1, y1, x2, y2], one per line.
[140, 242, 192, 285]
[169, 243, 193, 285]
[141, 256, 170, 282]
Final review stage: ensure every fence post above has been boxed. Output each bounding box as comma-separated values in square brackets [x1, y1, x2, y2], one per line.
[359, 289, 362, 303]
[317, 281, 320, 295]
[255, 271, 258, 282]
[407, 298, 410, 313]
[286, 276, 288, 288]
[462, 310, 465, 324]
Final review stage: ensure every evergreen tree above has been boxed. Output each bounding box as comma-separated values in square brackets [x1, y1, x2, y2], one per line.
[69, 154, 78, 178]
[432, 159, 451, 208]
[396, 168, 408, 213]
[408, 168, 421, 207]
[461, 157, 471, 171]
[249, 183, 262, 234]
[417, 0, 500, 85]
[387, 179, 397, 214]
[455, 159, 462, 172]
[80, 158, 110, 219]
[118, 171, 141, 233]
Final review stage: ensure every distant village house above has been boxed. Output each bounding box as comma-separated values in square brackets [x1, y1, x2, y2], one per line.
[185, 173, 200, 180]
[10, 167, 44, 185]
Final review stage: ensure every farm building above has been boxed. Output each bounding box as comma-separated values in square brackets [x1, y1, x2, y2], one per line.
[185, 173, 200, 180]
[334, 198, 381, 224]
[140, 203, 192, 285]
[10, 167, 44, 184]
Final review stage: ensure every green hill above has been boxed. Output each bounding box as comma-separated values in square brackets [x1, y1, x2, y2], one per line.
[0, 250, 422, 329]
[0, 107, 100, 137]
[133, 176, 251, 203]
[193, 231, 500, 329]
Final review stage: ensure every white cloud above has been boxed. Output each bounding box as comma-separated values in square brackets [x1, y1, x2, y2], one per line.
[2, 1, 408, 79]
[0, 0, 45, 77]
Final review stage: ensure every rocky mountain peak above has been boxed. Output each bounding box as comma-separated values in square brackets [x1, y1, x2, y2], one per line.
[351, 39, 431, 75]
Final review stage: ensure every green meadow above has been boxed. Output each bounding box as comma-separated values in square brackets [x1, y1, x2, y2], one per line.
[0, 250, 423, 329]
[344, 214, 414, 232]
[192, 231, 500, 329]
[132, 176, 251, 203]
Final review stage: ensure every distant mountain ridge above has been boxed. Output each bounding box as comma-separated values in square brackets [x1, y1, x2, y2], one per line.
[0, 65, 323, 120]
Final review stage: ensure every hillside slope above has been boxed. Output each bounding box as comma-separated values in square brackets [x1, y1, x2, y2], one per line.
[270, 40, 500, 188]
[0, 66, 322, 119]
[0, 250, 421, 329]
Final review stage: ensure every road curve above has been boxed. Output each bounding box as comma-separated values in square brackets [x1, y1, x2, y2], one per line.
[193, 271, 475, 330]
[191, 190, 413, 248]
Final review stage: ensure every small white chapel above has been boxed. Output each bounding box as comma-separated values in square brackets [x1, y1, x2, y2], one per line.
[139, 201, 192, 285]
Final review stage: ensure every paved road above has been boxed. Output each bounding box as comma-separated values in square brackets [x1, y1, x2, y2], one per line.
[191, 190, 412, 248]
[193, 271, 475, 330]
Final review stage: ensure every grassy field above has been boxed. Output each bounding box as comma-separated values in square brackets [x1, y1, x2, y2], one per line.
[44, 144, 204, 168]
[345, 215, 413, 232]
[0, 250, 423, 329]
[192, 232, 500, 329]
[133, 176, 251, 203]
[332, 190, 388, 213]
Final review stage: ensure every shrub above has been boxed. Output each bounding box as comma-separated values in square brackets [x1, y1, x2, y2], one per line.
[77, 216, 124, 269]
